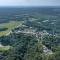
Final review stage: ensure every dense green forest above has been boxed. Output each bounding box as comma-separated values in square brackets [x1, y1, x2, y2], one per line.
[0, 32, 60, 60]
[0, 7, 60, 60]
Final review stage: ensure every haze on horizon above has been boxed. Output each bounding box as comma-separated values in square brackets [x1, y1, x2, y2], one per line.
[0, 0, 60, 6]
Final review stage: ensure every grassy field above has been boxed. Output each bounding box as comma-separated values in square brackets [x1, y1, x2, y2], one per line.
[0, 44, 11, 51]
[0, 21, 23, 36]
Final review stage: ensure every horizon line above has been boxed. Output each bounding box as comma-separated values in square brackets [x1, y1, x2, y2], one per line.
[0, 6, 60, 8]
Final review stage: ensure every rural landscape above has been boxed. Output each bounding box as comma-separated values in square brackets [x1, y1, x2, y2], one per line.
[0, 7, 60, 60]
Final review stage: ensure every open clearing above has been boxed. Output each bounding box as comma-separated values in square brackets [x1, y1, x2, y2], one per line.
[0, 21, 23, 36]
[0, 44, 11, 51]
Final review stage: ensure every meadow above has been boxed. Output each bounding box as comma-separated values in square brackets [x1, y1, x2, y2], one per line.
[0, 21, 23, 36]
[0, 44, 11, 51]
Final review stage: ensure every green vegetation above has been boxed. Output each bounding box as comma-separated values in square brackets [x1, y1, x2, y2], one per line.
[0, 21, 23, 36]
[0, 32, 60, 60]
[0, 7, 60, 60]
[0, 33, 43, 60]
[0, 44, 11, 51]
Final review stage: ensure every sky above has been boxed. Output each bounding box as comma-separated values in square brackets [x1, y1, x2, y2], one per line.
[0, 0, 60, 6]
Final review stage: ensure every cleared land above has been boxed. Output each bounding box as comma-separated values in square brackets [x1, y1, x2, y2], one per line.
[0, 44, 11, 51]
[0, 21, 23, 36]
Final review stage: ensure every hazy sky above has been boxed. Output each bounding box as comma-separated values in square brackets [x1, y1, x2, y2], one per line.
[0, 0, 60, 6]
